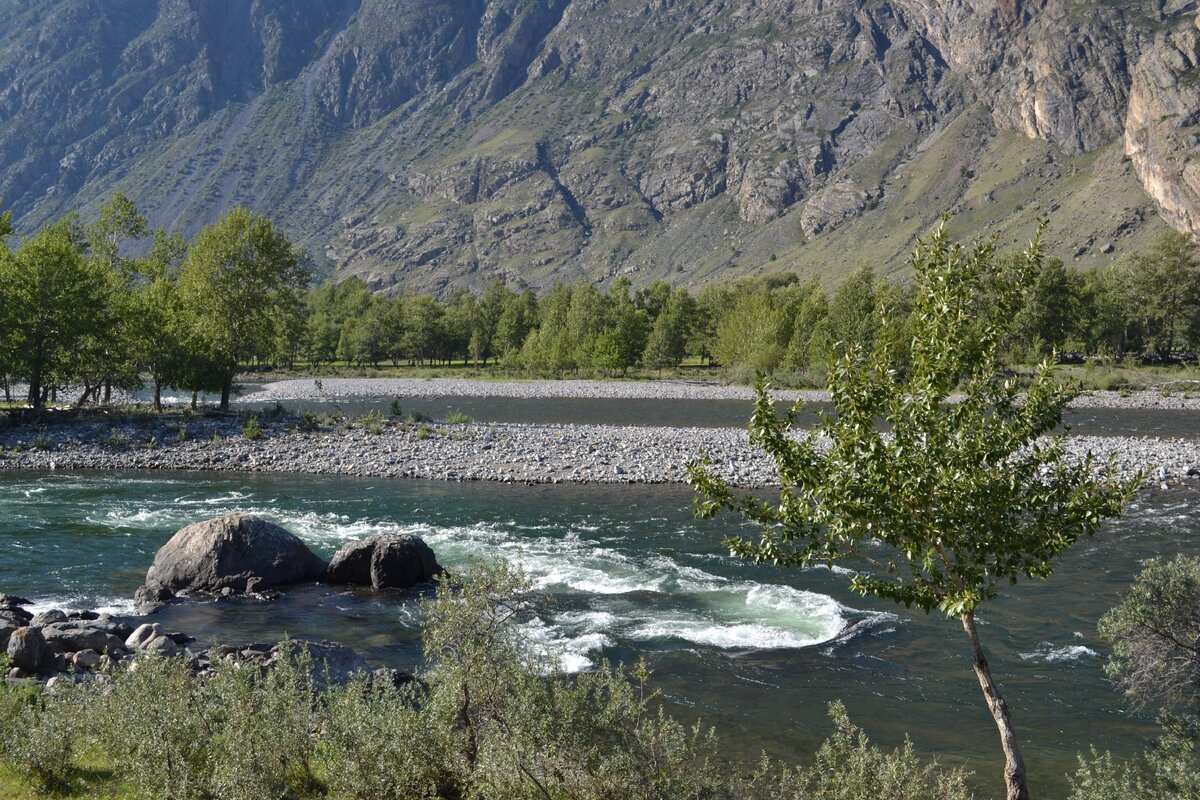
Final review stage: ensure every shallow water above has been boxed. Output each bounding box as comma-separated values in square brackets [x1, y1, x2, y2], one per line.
[1, 471, 1195, 796]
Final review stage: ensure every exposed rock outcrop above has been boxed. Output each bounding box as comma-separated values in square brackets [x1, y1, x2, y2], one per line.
[0, 0, 1196, 291]
[1125, 15, 1200, 238]
[800, 180, 876, 238]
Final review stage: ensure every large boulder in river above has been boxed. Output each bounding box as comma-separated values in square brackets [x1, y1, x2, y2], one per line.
[138, 514, 326, 603]
[326, 533, 442, 590]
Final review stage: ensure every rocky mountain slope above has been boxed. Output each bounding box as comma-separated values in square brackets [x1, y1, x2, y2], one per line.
[1, 0, 1197, 293]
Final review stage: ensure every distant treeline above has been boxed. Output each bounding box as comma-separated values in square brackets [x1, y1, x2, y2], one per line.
[2, 194, 1199, 411]
[300, 229, 1200, 377]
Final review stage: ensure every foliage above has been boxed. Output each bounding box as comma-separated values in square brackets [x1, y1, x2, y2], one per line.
[691, 224, 1137, 614]
[1098, 555, 1200, 711]
[689, 222, 1139, 800]
[176, 206, 309, 406]
[0, 679, 76, 793]
[1070, 719, 1200, 800]
[756, 702, 972, 800]
[242, 415, 263, 441]
[444, 409, 472, 424]
[356, 410, 385, 434]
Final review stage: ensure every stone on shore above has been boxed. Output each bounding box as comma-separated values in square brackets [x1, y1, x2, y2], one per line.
[326, 533, 442, 590]
[7, 626, 48, 673]
[41, 620, 129, 655]
[269, 639, 371, 686]
[125, 623, 180, 657]
[138, 513, 327, 604]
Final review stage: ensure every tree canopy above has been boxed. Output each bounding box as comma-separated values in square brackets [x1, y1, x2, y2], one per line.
[689, 222, 1140, 800]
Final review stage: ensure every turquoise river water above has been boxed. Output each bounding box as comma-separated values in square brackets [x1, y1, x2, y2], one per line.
[1, 470, 1197, 796]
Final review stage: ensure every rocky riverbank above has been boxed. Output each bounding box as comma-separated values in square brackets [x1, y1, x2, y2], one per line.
[0, 408, 1196, 488]
[242, 377, 1200, 410]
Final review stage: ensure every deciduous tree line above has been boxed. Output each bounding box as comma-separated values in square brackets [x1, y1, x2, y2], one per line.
[3, 194, 1199, 411]
[0, 196, 307, 410]
[299, 231, 1200, 377]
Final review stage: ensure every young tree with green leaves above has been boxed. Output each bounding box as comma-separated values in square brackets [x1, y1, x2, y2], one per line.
[689, 223, 1140, 800]
[177, 207, 308, 410]
[0, 218, 106, 409]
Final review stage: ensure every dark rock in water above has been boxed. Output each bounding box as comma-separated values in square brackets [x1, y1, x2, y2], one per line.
[0, 594, 32, 610]
[326, 533, 442, 590]
[31, 610, 67, 627]
[7, 627, 48, 673]
[139, 513, 327, 603]
[134, 582, 175, 613]
[0, 606, 33, 627]
[41, 621, 128, 655]
[270, 639, 371, 687]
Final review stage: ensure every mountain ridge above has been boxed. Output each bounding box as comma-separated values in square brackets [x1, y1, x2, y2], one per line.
[1, 0, 1197, 292]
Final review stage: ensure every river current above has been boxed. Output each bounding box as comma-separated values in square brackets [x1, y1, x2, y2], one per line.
[1, 470, 1196, 795]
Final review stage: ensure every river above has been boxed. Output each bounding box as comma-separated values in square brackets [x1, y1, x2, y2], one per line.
[1, 469, 1194, 796]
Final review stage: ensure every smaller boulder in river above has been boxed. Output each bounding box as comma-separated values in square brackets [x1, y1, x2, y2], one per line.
[139, 513, 327, 603]
[326, 533, 443, 590]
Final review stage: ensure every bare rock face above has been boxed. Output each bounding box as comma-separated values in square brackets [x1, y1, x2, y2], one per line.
[138, 514, 327, 603]
[1125, 16, 1200, 237]
[326, 533, 443, 590]
[801, 179, 875, 237]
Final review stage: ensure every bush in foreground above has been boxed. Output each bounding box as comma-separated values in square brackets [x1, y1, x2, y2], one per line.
[0, 560, 971, 799]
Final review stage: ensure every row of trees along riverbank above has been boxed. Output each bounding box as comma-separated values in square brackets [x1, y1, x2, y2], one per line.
[2, 194, 1200, 410]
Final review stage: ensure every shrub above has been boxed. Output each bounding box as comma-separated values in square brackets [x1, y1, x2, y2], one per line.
[93, 654, 215, 799]
[444, 409, 472, 424]
[321, 679, 439, 800]
[242, 415, 262, 441]
[105, 427, 129, 451]
[757, 702, 972, 800]
[298, 410, 319, 432]
[389, 399, 404, 417]
[0, 676, 77, 793]
[356, 410, 385, 435]
[206, 645, 321, 799]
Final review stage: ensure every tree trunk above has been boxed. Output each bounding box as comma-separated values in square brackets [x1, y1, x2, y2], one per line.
[191, 391, 198, 411]
[220, 379, 231, 412]
[153, 379, 162, 413]
[961, 611, 1029, 800]
[103, 379, 111, 405]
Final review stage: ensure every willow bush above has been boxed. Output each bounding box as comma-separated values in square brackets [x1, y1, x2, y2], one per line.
[0, 560, 973, 799]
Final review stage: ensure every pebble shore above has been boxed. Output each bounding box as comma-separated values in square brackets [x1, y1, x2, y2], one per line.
[1, 409, 1196, 488]
[242, 377, 1200, 410]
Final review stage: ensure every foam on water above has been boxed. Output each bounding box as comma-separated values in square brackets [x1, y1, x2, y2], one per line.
[3, 475, 865, 671]
[1019, 642, 1100, 663]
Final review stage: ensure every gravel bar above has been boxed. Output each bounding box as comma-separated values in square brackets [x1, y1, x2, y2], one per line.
[1, 414, 1196, 489]
[242, 378, 1200, 410]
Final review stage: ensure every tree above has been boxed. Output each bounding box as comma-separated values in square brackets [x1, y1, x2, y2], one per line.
[1123, 231, 1200, 356]
[689, 223, 1139, 800]
[0, 218, 105, 409]
[177, 208, 308, 410]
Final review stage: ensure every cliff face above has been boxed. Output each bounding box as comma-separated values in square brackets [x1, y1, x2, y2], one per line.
[0, 1, 1195, 292]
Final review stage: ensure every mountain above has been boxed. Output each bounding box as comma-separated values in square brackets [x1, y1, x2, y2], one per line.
[1, 0, 1198, 293]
